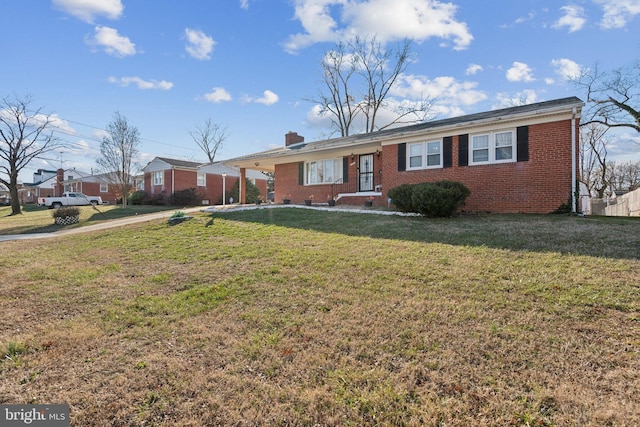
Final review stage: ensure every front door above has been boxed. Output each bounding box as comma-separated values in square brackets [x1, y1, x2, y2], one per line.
[359, 154, 374, 192]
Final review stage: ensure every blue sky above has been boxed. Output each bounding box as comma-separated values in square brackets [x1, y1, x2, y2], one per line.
[2, 0, 639, 183]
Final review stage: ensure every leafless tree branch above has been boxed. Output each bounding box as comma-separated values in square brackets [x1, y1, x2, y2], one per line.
[0, 94, 65, 214]
[189, 118, 228, 163]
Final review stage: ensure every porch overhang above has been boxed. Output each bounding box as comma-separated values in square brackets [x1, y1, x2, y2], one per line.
[223, 140, 384, 172]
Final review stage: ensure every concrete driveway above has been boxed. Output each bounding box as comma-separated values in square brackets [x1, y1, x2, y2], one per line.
[0, 207, 205, 242]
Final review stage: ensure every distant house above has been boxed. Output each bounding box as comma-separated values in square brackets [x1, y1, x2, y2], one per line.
[223, 97, 584, 214]
[62, 170, 122, 205]
[20, 169, 58, 203]
[142, 157, 269, 205]
[20, 168, 134, 205]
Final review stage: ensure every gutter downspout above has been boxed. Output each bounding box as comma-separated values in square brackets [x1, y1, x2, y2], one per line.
[571, 107, 577, 214]
[171, 168, 175, 197]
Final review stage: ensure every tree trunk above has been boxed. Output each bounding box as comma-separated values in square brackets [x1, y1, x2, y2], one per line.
[9, 172, 21, 215]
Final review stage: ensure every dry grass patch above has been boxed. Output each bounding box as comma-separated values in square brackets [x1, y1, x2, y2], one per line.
[0, 210, 638, 426]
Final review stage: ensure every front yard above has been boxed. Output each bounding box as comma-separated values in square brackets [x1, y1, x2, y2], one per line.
[0, 209, 638, 426]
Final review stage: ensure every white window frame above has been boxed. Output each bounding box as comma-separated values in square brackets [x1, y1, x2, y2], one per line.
[305, 158, 343, 185]
[197, 172, 206, 187]
[406, 140, 442, 170]
[100, 182, 108, 193]
[153, 171, 163, 186]
[469, 129, 516, 165]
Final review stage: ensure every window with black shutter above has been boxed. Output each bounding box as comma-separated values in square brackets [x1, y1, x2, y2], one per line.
[458, 134, 469, 166]
[298, 162, 304, 185]
[517, 126, 529, 162]
[343, 157, 349, 183]
[443, 136, 452, 168]
[398, 143, 406, 171]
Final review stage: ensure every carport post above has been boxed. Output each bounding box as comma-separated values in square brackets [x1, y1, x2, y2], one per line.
[240, 168, 246, 204]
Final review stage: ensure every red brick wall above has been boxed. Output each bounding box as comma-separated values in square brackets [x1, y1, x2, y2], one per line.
[274, 163, 302, 203]
[382, 119, 577, 213]
[143, 169, 267, 205]
[200, 174, 239, 205]
[274, 156, 380, 204]
[274, 119, 578, 213]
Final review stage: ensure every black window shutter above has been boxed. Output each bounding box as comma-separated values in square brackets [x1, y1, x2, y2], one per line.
[298, 162, 304, 185]
[398, 143, 406, 171]
[443, 136, 452, 168]
[342, 157, 349, 183]
[458, 134, 469, 166]
[517, 126, 529, 162]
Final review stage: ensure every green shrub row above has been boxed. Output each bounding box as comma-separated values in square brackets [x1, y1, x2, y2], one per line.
[388, 181, 471, 217]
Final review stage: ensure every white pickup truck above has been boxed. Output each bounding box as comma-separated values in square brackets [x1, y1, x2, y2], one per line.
[38, 192, 103, 208]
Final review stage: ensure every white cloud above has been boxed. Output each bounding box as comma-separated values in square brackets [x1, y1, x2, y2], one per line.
[254, 90, 280, 105]
[87, 26, 136, 57]
[466, 64, 483, 75]
[53, 0, 123, 23]
[494, 90, 540, 108]
[550, 58, 582, 81]
[305, 104, 334, 131]
[185, 28, 216, 60]
[386, 74, 487, 120]
[506, 62, 535, 82]
[44, 114, 76, 135]
[284, 0, 473, 53]
[500, 11, 538, 29]
[553, 5, 587, 32]
[243, 90, 280, 105]
[108, 76, 173, 90]
[239, 0, 250, 10]
[392, 74, 486, 107]
[595, 0, 640, 29]
[204, 87, 232, 103]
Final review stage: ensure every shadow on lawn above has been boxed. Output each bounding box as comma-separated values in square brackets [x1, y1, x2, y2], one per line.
[207, 207, 640, 261]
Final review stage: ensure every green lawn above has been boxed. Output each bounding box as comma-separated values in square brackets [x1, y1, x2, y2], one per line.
[0, 209, 638, 426]
[0, 204, 178, 235]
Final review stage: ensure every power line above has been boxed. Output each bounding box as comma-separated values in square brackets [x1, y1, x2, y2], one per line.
[27, 109, 200, 154]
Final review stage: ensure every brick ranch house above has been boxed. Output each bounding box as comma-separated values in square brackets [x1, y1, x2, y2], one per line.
[142, 157, 269, 205]
[223, 97, 584, 214]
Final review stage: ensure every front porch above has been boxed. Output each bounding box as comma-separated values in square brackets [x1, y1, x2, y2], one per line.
[330, 173, 383, 204]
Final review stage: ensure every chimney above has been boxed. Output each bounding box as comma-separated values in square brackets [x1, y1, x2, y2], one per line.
[285, 131, 304, 146]
[56, 168, 64, 197]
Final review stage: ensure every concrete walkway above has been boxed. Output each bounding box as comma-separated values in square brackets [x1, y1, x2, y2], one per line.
[0, 207, 205, 242]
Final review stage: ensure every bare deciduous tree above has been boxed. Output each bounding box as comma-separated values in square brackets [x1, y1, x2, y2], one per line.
[577, 61, 640, 133]
[189, 119, 227, 163]
[580, 123, 613, 198]
[310, 36, 432, 137]
[96, 112, 140, 208]
[0, 95, 65, 215]
[612, 160, 640, 193]
[315, 41, 359, 137]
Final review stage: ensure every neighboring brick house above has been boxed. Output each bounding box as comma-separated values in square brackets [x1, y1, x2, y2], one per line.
[142, 157, 269, 205]
[62, 170, 122, 205]
[20, 168, 120, 204]
[223, 97, 584, 214]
